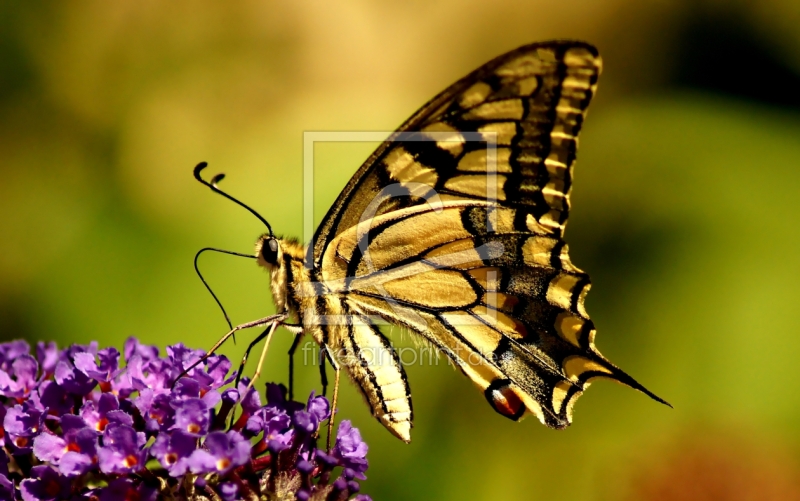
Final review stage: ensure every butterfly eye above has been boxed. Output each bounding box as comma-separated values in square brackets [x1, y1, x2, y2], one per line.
[261, 238, 279, 264]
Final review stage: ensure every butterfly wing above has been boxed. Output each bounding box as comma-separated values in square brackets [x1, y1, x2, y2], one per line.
[310, 40, 600, 268]
[309, 41, 667, 436]
[319, 202, 667, 430]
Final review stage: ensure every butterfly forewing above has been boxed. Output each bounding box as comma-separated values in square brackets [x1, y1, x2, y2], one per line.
[311, 41, 600, 269]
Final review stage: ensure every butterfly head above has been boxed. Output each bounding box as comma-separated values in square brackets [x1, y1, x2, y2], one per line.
[255, 234, 281, 270]
[254, 235, 305, 316]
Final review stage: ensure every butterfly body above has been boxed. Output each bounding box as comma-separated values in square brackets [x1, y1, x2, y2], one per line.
[257, 236, 414, 441]
[237, 40, 666, 444]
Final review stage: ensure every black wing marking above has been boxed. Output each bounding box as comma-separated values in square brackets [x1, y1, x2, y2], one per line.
[310, 41, 601, 269]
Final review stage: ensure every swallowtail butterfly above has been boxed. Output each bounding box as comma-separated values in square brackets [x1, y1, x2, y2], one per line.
[194, 40, 668, 443]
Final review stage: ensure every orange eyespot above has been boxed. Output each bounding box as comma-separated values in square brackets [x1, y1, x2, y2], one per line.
[485, 380, 525, 420]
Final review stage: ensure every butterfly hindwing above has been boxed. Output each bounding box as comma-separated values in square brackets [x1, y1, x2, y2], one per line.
[318, 202, 665, 429]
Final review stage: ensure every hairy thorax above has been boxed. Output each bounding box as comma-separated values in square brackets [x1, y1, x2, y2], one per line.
[256, 237, 327, 346]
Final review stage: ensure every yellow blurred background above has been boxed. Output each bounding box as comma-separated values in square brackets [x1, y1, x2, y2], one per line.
[2, 1, 800, 499]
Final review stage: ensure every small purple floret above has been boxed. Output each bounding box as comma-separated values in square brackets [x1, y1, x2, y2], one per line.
[218, 482, 239, 501]
[0, 474, 13, 501]
[19, 466, 71, 501]
[97, 424, 147, 474]
[331, 420, 369, 479]
[4, 403, 44, 454]
[99, 478, 158, 501]
[188, 430, 250, 475]
[150, 430, 197, 477]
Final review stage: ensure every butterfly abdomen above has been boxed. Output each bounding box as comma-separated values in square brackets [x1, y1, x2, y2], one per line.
[333, 310, 413, 443]
[262, 239, 415, 442]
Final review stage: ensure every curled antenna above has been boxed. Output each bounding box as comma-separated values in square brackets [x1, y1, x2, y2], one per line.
[194, 247, 256, 338]
[194, 162, 273, 236]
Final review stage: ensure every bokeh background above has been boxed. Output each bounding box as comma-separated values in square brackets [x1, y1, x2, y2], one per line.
[3, 1, 800, 499]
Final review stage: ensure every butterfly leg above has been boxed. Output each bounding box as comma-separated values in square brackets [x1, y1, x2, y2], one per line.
[285, 326, 304, 401]
[322, 345, 340, 451]
[228, 324, 274, 428]
[174, 312, 287, 386]
[243, 319, 281, 397]
[234, 321, 300, 389]
[319, 348, 328, 397]
[234, 324, 274, 388]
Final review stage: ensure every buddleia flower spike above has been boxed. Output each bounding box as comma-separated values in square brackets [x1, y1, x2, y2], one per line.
[0, 338, 374, 501]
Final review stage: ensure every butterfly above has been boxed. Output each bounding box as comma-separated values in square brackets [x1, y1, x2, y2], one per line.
[193, 40, 668, 444]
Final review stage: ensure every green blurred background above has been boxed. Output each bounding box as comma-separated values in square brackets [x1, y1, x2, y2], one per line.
[2, 1, 800, 499]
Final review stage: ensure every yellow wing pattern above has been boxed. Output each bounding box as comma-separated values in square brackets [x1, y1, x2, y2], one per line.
[302, 41, 667, 436]
[319, 202, 666, 428]
[311, 41, 601, 268]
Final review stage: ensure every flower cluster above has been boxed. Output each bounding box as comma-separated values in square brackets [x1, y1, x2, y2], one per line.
[0, 338, 373, 501]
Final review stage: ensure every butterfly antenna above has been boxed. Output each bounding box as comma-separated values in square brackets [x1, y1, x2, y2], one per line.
[194, 162, 273, 236]
[194, 247, 257, 338]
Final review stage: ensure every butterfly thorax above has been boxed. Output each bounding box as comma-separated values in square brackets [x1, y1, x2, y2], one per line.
[256, 236, 304, 324]
[256, 236, 332, 347]
[255, 234, 415, 442]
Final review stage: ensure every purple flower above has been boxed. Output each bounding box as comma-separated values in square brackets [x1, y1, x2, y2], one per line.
[307, 391, 331, 424]
[123, 337, 159, 363]
[228, 378, 261, 432]
[188, 431, 250, 475]
[0, 338, 374, 501]
[171, 397, 210, 436]
[331, 420, 369, 479]
[37, 381, 73, 416]
[80, 393, 132, 432]
[244, 405, 292, 444]
[0, 355, 39, 399]
[97, 424, 147, 474]
[54, 360, 95, 397]
[265, 383, 304, 414]
[4, 403, 44, 453]
[166, 344, 205, 381]
[73, 347, 122, 389]
[173, 377, 220, 409]
[315, 448, 339, 467]
[332, 477, 348, 494]
[0, 340, 30, 372]
[98, 478, 158, 501]
[61, 342, 98, 362]
[221, 387, 239, 405]
[0, 474, 12, 501]
[150, 430, 197, 477]
[289, 391, 330, 454]
[190, 354, 235, 399]
[136, 391, 175, 435]
[33, 415, 98, 477]
[292, 411, 316, 436]
[125, 350, 180, 399]
[296, 459, 314, 474]
[218, 482, 239, 501]
[36, 342, 59, 376]
[237, 378, 262, 414]
[19, 466, 71, 501]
